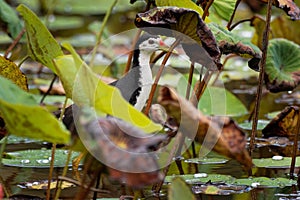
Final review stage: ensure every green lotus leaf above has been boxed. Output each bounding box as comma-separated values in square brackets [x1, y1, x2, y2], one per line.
[0, 76, 70, 144]
[211, 0, 236, 21]
[0, 0, 24, 39]
[2, 149, 80, 168]
[253, 157, 300, 168]
[264, 38, 300, 92]
[233, 177, 296, 188]
[184, 157, 228, 164]
[17, 4, 63, 74]
[168, 177, 196, 200]
[165, 174, 235, 184]
[208, 23, 262, 71]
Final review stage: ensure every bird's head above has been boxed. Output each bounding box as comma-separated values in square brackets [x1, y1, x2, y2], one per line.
[138, 37, 167, 53]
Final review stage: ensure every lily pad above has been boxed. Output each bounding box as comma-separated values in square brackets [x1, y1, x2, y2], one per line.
[233, 177, 296, 188]
[239, 120, 270, 131]
[253, 157, 300, 168]
[184, 157, 228, 164]
[0, 135, 40, 144]
[264, 38, 300, 93]
[2, 149, 80, 168]
[165, 174, 235, 184]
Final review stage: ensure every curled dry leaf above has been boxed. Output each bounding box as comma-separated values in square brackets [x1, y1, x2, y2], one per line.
[135, 6, 221, 70]
[80, 113, 166, 188]
[258, 0, 300, 20]
[157, 86, 252, 170]
[262, 106, 299, 140]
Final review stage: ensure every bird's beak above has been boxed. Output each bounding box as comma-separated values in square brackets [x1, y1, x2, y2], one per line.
[158, 39, 178, 55]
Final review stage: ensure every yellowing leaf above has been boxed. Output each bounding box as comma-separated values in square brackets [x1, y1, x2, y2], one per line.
[17, 5, 63, 73]
[0, 56, 27, 91]
[0, 76, 70, 144]
[53, 43, 162, 133]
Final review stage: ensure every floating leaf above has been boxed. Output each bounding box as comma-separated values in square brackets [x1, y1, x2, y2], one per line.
[135, 6, 221, 70]
[0, 0, 24, 39]
[53, 43, 162, 133]
[264, 38, 300, 92]
[184, 157, 228, 164]
[208, 23, 262, 71]
[165, 174, 235, 184]
[262, 106, 299, 139]
[17, 5, 63, 73]
[0, 56, 27, 91]
[234, 177, 296, 188]
[253, 157, 300, 168]
[211, 0, 236, 21]
[79, 111, 165, 187]
[168, 177, 196, 200]
[258, 0, 300, 20]
[0, 77, 70, 144]
[239, 120, 270, 131]
[2, 149, 80, 168]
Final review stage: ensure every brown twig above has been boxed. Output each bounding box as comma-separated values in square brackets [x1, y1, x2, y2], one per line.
[249, 0, 273, 168]
[202, 0, 214, 20]
[4, 28, 25, 59]
[290, 107, 300, 179]
[211, 54, 237, 85]
[124, 29, 142, 73]
[40, 74, 57, 104]
[186, 62, 195, 99]
[228, 18, 252, 31]
[227, 0, 242, 30]
[144, 38, 181, 115]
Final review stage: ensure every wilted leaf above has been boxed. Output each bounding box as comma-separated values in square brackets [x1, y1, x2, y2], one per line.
[0, 76, 70, 144]
[157, 86, 252, 170]
[262, 106, 299, 139]
[0, 56, 27, 91]
[258, 0, 300, 20]
[0, 0, 24, 39]
[264, 38, 300, 92]
[208, 23, 262, 71]
[2, 149, 80, 168]
[168, 177, 196, 200]
[17, 5, 63, 73]
[135, 6, 221, 70]
[251, 15, 300, 49]
[79, 111, 165, 187]
[18, 180, 74, 190]
[53, 43, 162, 133]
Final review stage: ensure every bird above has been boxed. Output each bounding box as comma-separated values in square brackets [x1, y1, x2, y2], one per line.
[56, 34, 167, 132]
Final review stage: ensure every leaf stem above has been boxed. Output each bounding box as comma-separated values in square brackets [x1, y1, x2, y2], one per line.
[227, 0, 242, 29]
[40, 74, 57, 104]
[124, 29, 142, 73]
[290, 107, 300, 179]
[249, 0, 273, 165]
[144, 38, 181, 115]
[228, 18, 252, 31]
[4, 28, 26, 59]
[202, 0, 214, 20]
[89, 0, 118, 67]
[46, 143, 56, 200]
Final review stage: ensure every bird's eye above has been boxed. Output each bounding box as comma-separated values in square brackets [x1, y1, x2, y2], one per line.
[148, 39, 155, 44]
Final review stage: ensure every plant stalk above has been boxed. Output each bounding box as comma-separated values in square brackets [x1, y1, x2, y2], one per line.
[144, 38, 181, 115]
[90, 0, 118, 67]
[290, 107, 300, 179]
[249, 0, 273, 162]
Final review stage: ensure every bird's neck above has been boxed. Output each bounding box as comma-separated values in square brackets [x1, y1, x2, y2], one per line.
[137, 50, 153, 85]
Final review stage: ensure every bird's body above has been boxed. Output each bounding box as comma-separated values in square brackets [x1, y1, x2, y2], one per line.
[57, 34, 164, 131]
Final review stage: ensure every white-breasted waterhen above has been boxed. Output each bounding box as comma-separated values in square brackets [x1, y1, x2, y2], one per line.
[57, 33, 167, 133]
